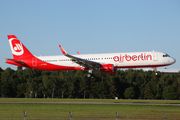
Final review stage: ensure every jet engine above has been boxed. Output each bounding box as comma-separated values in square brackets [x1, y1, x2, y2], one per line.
[100, 64, 117, 74]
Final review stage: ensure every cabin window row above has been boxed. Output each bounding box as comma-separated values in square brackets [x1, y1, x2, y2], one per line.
[41, 57, 113, 62]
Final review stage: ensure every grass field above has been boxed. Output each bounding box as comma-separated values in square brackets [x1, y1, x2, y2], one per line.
[0, 98, 180, 120]
[1, 98, 180, 104]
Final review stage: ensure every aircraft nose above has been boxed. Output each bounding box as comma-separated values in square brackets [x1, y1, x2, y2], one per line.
[172, 58, 176, 64]
[170, 58, 176, 64]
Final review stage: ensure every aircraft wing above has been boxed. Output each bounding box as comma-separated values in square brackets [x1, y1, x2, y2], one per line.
[59, 45, 100, 68]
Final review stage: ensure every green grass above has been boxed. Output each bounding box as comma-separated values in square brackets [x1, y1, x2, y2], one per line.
[0, 103, 180, 120]
[1, 98, 180, 104]
[0, 98, 180, 120]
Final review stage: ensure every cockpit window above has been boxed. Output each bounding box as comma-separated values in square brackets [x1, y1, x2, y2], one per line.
[163, 54, 170, 57]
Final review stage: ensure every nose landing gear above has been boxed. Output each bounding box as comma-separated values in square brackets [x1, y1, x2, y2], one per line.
[154, 67, 158, 75]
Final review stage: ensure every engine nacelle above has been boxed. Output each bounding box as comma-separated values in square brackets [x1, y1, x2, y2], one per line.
[100, 64, 117, 74]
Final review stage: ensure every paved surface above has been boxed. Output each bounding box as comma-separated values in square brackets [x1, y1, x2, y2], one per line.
[0, 101, 180, 106]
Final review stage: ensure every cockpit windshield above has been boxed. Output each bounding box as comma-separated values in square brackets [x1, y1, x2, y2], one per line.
[163, 54, 170, 57]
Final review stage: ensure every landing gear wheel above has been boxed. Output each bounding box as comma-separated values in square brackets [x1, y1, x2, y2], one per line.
[87, 73, 91, 78]
[91, 74, 95, 79]
[86, 73, 95, 79]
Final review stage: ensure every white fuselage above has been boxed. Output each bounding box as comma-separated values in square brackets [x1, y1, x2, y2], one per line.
[36, 51, 175, 69]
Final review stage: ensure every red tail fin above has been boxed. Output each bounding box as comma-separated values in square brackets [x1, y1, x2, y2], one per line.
[7, 35, 34, 60]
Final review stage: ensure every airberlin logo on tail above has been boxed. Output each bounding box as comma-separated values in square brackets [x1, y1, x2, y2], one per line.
[9, 38, 24, 56]
[13, 43, 22, 52]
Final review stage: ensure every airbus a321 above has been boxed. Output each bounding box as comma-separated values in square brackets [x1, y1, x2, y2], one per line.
[6, 35, 176, 78]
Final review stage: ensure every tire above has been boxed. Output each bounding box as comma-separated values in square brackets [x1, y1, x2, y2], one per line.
[91, 74, 95, 79]
[87, 73, 91, 78]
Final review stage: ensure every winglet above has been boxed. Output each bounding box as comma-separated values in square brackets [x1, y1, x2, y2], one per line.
[59, 45, 67, 54]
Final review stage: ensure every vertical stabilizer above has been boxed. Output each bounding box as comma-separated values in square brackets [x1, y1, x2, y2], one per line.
[7, 35, 34, 60]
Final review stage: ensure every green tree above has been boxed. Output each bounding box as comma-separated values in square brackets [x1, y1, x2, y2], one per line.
[0, 67, 3, 97]
[1, 68, 16, 97]
[24, 68, 41, 98]
[106, 75, 117, 99]
[124, 86, 135, 99]
[144, 82, 154, 99]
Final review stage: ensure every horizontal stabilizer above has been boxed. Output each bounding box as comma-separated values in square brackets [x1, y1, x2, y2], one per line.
[6, 59, 25, 64]
[6, 58, 29, 67]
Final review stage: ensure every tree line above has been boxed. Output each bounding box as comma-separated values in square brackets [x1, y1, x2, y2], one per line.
[0, 66, 180, 99]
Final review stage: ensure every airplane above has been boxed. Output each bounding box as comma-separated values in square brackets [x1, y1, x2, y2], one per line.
[6, 35, 176, 78]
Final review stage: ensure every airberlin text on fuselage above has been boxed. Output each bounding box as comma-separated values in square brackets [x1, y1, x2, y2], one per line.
[113, 53, 152, 62]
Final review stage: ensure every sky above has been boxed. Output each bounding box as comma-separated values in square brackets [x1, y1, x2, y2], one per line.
[0, 0, 180, 70]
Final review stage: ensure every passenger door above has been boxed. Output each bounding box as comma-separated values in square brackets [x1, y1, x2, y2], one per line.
[153, 52, 158, 61]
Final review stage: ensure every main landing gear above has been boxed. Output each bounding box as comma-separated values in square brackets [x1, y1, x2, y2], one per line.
[86, 68, 95, 79]
[86, 73, 95, 79]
